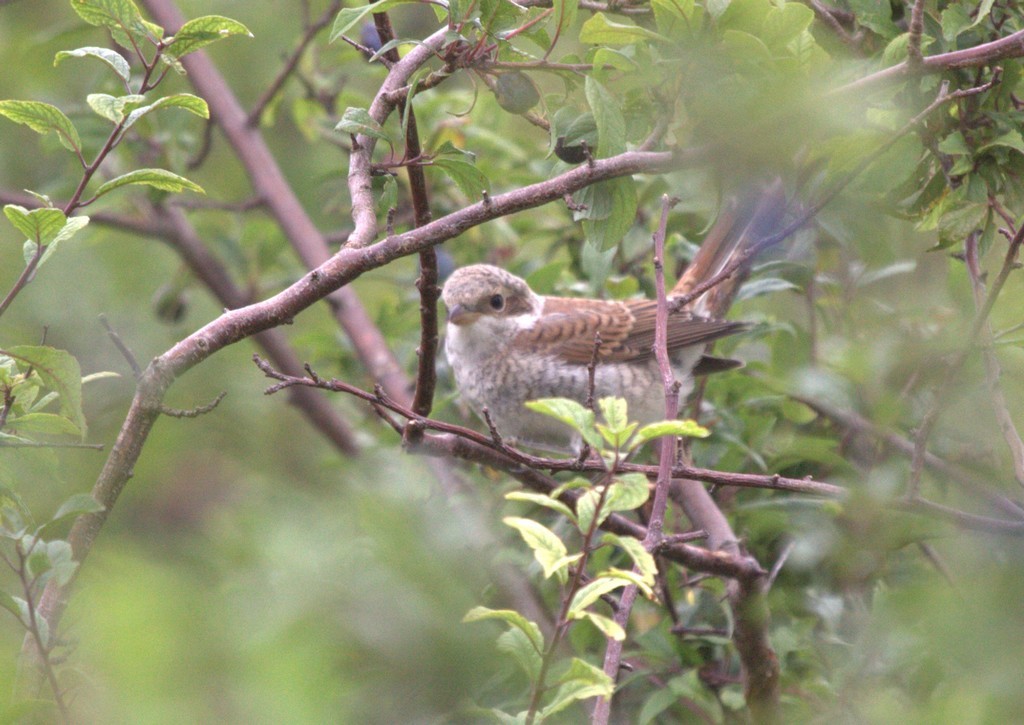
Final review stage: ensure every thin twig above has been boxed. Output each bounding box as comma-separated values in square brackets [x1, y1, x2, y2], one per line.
[908, 213, 1024, 499]
[99, 314, 142, 378]
[965, 230, 1024, 488]
[247, 0, 342, 126]
[593, 196, 681, 725]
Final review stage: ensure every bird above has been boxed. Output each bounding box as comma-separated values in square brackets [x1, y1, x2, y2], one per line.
[440, 185, 783, 452]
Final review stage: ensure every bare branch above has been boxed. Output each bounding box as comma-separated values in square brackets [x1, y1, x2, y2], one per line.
[838, 27, 1024, 95]
[247, 0, 342, 126]
[966, 230, 1024, 489]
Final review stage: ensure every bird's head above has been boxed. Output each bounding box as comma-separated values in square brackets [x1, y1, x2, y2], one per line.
[441, 264, 540, 327]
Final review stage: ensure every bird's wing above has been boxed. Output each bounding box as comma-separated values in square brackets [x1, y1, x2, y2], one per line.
[516, 297, 747, 365]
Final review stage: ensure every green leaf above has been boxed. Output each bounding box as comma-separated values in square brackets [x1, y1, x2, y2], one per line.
[27, 216, 90, 270]
[121, 93, 210, 133]
[54, 46, 131, 83]
[553, 0, 578, 38]
[578, 611, 626, 640]
[505, 491, 577, 523]
[736, 276, 799, 301]
[378, 174, 397, 215]
[979, 130, 1024, 156]
[0, 592, 29, 626]
[463, 606, 544, 652]
[94, 168, 204, 199]
[165, 15, 252, 58]
[503, 516, 570, 581]
[601, 532, 657, 586]
[596, 397, 637, 448]
[70, 0, 157, 52]
[576, 489, 601, 533]
[632, 419, 710, 448]
[598, 397, 628, 434]
[28, 540, 77, 587]
[581, 177, 638, 250]
[844, 0, 900, 38]
[524, 398, 601, 448]
[431, 157, 491, 199]
[335, 106, 393, 144]
[329, 0, 419, 43]
[538, 658, 614, 719]
[584, 76, 625, 157]
[4, 205, 66, 245]
[496, 627, 543, 681]
[599, 566, 655, 595]
[86, 93, 145, 123]
[0, 101, 81, 154]
[3, 346, 85, 437]
[651, 0, 694, 37]
[492, 72, 540, 115]
[604, 473, 651, 514]
[52, 494, 105, 524]
[762, 2, 813, 50]
[5, 413, 82, 437]
[579, 12, 669, 45]
[569, 576, 629, 615]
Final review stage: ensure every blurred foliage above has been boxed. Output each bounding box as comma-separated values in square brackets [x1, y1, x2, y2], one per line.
[1, 0, 1023, 722]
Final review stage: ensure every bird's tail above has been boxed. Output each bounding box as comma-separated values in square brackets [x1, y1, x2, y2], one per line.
[671, 179, 787, 318]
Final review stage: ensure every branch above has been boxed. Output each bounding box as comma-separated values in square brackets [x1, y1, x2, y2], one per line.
[965, 231, 1024, 488]
[143, 0, 411, 404]
[370, 11, 441, 420]
[838, 28, 1024, 95]
[907, 210, 1024, 499]
[593, 195, 681, 724]
[247, 0, 342, 126]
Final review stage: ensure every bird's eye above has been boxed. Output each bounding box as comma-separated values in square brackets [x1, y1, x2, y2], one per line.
[489, 293, 505, 311]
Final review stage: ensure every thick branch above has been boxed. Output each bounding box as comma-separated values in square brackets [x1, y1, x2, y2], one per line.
[839, 28, 1024, 95]
[143, 0, 410, 403]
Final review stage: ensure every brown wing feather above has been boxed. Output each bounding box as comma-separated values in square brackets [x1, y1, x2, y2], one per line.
[516, 296, 747, 365]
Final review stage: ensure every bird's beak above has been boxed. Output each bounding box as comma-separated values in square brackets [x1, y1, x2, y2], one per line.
[446, 303, 477, 326]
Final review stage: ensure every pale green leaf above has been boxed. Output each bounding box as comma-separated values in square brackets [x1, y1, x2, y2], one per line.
[601, 532, 657, 586]
[70, 0, 157, 52]
[329, 0, 419, 43]
[584, 76, 625, 157]
[463, 606, 545, 652]
[578, 611, 626, 640]
[54, 46, 131, 83]
[632, 418, 710, 448]
[165, 15, 252, 58]
[335, 106, 393, 143]
[524, 398, 601, 448]
[503, 516, 569, 580]
[496, 627, 543, 681]
[581, 177, 637, 250]
[505, 491, 577, 523]
[576, 488, 600, 533]
[568, 576, 629, 615]
[94, 168, 204, 199]
[598, 397, 628, 434]
[599, 566, 655, 596]
[538, 658, 615, 719]
[32, 216, 90, 270]
[4, 346, 85, 437]
[121, 93, 210, 133]
[5, 413, 82, 437]
[4, 205, 66, 245]
[0, 101, 81, 153]
[0, 592, 29, 626]
[431, 157, 491, 198]
[604, 473, 651, 514]
[579, 12, 669, 45]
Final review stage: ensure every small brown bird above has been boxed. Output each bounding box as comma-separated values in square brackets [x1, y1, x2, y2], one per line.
[441, 186, 784, 452]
